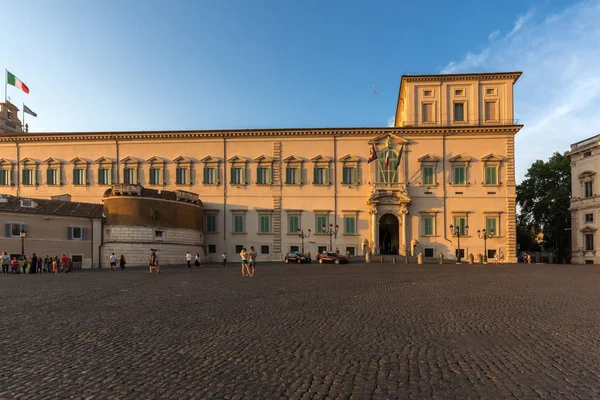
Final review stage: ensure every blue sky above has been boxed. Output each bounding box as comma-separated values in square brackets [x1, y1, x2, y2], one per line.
[2, 0, 596, 180]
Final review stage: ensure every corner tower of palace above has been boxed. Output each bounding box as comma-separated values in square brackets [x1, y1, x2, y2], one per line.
[0, 71, 522, 263]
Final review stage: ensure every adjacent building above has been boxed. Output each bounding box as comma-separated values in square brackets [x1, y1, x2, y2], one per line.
[568, 134, 600, 264]
[0, 71, 522, 263]
[0, 194, 103, 268]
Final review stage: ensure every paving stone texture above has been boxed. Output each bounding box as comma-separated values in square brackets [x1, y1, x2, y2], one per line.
[0, 263, 598, 399]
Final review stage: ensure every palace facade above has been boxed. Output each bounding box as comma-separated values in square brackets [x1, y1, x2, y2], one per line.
[0, 72, 522, 263]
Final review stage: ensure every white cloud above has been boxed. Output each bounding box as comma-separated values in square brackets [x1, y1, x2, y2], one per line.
[387, 116, 395, 127]
[488, 30, 500, 41]
[439, 1, 600, 181]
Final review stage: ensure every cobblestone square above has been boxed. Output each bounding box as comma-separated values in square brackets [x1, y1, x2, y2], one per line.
[0, 263, 598, 399]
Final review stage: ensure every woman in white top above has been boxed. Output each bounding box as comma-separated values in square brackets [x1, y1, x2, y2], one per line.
[240, 248, 249, 277]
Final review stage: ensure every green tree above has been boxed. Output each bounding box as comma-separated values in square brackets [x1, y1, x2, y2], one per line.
[517, 152, 571, 262]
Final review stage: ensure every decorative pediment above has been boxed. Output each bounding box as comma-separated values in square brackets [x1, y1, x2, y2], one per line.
[481, 153, 505, 163]
[173, 156, 192, 164]
[283, 155, 303, 163]
[69, 157, 89, 165]
[339, 154, 361, 163]
[19, 157, 38, 166]
[367, 188, 411, 206]
[311, 155, 332, 163]
[254, 155, 274, 163]
[0, 158, 14, 167]
[200, 155, 220, 164]
[578, 170, 596, 180]
[146, 156, 165, 165]
[418, 154, 439, 163]
[44, 157, 62, 165]
[120, 156, 140, 165]
[580, 226, 597, 233]
[368, 133, 409, 146]
[95, 156, 114, 165]
[449, 154, 473, 164]
[227, 155, 247, 164]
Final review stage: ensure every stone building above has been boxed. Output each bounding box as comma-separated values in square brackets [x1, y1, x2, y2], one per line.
[568, 134, 600, 264]
[0, 194, 103, 268]
[102, 185, 204, 267]
[0, 71, 522, 263]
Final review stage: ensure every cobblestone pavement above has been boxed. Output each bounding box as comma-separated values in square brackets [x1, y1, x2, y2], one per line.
[0, 263, 599, 399]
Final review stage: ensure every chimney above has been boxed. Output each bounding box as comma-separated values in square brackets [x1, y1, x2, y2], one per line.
[51, 194, 71, 202]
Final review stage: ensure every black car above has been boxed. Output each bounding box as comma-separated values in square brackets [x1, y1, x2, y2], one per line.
[318, 252, 349, 264]
[285, 252, 311, 263]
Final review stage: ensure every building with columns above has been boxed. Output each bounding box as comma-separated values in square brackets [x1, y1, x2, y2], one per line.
[0, 71, 522, 263]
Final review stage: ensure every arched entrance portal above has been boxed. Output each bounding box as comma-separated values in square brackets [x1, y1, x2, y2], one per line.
[379, 213, 399, 254]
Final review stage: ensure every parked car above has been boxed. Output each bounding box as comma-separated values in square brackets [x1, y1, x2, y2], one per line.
[285, 252, 311, 263]
[318, 252, 349, 264]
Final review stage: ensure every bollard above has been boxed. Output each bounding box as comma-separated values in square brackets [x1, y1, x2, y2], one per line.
[417, 252, 423, 265]
[392, 257, 396, 264]
[405, 256, 409, 264]
[468, 253, 474, 264]
[381, 257, 384, 263]
[438, 253, 444, 265]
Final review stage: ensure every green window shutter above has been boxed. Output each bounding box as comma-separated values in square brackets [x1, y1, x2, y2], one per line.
[325, 167, 329, 185]
[133, 167, 138, 184]
[296, 167, 301, 185]
[68, 227, 73, 240]
[242, 166, 246, 185]
[267, 167, 272, 184]
[83, 168, 87, 185]
[230, 167, 235, 184]
[353, 167, 358, 184]
[203, 167, 208, 184]
[5, 223, 10, 237]
[313, 167, 318, 184]
[46, 169, 52, 185]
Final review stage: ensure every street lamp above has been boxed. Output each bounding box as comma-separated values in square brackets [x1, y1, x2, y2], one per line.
[477, 228, 494, 263]
[449, 224, 469, 264]
[20, 229, 26, 256]
[323, 223, 339, 252]
[297, 228, 311, 254]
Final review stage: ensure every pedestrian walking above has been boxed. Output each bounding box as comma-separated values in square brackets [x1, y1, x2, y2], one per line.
[20, 256, 27, 274]
[52, 258, 59, 273]
[30, 254, 37, 274]
[248, 246, 257, 277]
[221, 252, 227, 268]
[119, 255, 126, 270]
[11, 257, 19, 274]
[149, 249, 160, 273]
[60, 254, 70, 273]
[186, 252, 192, 268]
[1, 252, 9, 274]
[240, 248, 250, 277]
[194, 253, 201, 268]
[109, 253, 117, 271]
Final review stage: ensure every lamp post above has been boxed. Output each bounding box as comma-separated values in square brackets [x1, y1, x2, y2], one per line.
[297, 228, 311, 254]
[323, 223, 339, 252]
[449, 224, 469, 264]
[20, 229, 26, 257]
[477, 228, 494, 263]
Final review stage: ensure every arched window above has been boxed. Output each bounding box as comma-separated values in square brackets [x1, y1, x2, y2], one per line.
[377, 150, 399, 183]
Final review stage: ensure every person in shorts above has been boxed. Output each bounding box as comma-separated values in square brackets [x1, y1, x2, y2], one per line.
[248, 246, 257, 277]
[149, 249, 160, 273]
[240, 248, 249, 277]
[221, 252, 227, 268]
[109, 253, 117, 271]
[1, 252, 9, 274]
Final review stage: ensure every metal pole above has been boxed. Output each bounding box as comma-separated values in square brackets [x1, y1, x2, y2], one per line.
[457, 231, 461, 263]
[21, 236, 24, 256]
[22, 102, 25, 130]
[301, 234, 304, 253]
[4, 69, 7, 102]
[483, 235, 487, 263]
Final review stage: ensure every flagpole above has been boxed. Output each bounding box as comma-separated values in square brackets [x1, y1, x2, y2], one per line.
[22, 102, 25, 130]
[4, 69, 7, 102]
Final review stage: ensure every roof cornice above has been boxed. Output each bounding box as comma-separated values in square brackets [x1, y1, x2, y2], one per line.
[0, 125, 523, 143]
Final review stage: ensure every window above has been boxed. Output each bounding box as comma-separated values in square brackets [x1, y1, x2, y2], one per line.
[233, 215, 245, 233]
[0, 170, 10, 186]
[98, 168, 111, 185]
[422, 103, 434, 123]
[7, 223, 24, 237]
[46, 169, 58, 185]
[176, 167, 187, 185]
[455, 249, 465, 258]
[424, 90, 432, 97]
[288, 215, 300, 234]
[342, 167, 357, 185]
[73, 168, 85, 185]
[583, 151, 592, 158]
[208, 245, 216, 254]
[318, 246, 327, 254]
[455, 89, 465, 96]
[585, 181, 593, 198]
[423, 216, 434, 236]
[486, 88, 496, 95]
[7, 109, 12, 120]
[68, 226, 84, 240]
[378, 151, 399, 183]
[585, 213, 594, 223]
[285, 167, 299, 184]
[422, 166, 434, 185]
[203, 167, 217, 184]
[22, 169, 34, 185]
[487, 249, 496, 259]
[424, 248, 434, 258]
[344, 215, 356, 235]
[155, 230, 164, 240]
[316, 214, 327, 234]
[206, 215, 217, 233]
[235, 245, 244, 253]
[585, 233, 594, 251]
[290, 245, 299, 253]
[261, 245, 270, 254]
[485, 166, 498, 185]
[123, 168, 135, 184]
[453, 166, 466, 185]
[453, 102, 465, 122]
[486, 217, 498, 235]
[485, 101, 498, 121]
[230, 167, 243, 185]
[453, 217, 467, 235]
[149, 168, 161, 185]
[313, 167, 328, 185]
[345, 247, 355, 256]
[256, 167, 272, 185]
[259, 214, 271, 234]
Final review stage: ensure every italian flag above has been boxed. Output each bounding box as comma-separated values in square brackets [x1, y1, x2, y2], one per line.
[7, 71, 29, 94]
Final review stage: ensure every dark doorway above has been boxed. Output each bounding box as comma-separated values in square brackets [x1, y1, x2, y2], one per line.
[379, 213, 399, 254]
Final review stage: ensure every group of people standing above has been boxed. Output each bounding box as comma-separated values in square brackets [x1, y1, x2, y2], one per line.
[185, 252, 202, 268]
[1, 252, 72, 274]
[239, 246, 257, 277]
[108, 253, 127, 271]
